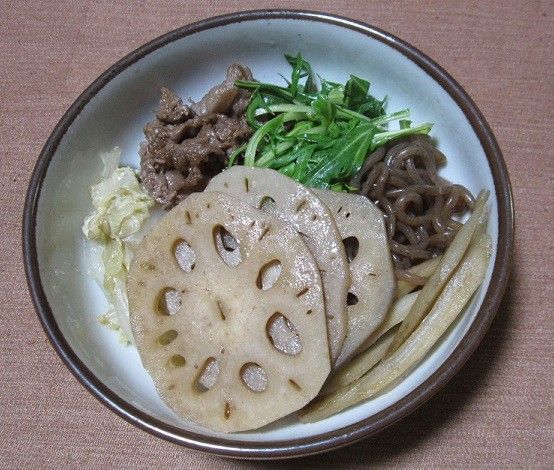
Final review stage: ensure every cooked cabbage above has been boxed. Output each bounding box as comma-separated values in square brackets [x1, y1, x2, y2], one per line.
[82, 147, 154, 343]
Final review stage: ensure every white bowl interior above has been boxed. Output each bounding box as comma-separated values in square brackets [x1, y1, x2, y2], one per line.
[35, 18, 498, 442]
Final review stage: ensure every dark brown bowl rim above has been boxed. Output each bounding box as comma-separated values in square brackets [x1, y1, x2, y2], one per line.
[22, 9, 514, 460]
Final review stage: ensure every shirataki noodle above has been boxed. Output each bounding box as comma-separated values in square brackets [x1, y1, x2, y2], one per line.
[350, 135, 474, 279]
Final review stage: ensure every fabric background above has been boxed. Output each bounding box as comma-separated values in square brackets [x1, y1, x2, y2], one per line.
[0, 1, 552, 468]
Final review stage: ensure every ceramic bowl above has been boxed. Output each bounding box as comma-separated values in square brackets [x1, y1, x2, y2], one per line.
[23, 10, 513, 459]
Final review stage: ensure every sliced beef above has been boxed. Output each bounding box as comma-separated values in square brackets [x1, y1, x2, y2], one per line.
[190, 63, 253, 117]
[139, 64, 254, 207]
[155, 87, 191, 123]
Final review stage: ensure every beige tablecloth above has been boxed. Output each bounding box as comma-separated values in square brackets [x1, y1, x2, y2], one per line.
[1, 1, 552, 468]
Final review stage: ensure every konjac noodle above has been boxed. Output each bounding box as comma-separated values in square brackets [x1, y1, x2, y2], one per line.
[350, 135, 474, 281]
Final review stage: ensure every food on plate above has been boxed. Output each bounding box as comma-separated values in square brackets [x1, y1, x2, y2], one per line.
[300, 228, 491, 422]
[386, 190, 489, 355]
[322, 325, 398, 395]
[313, 189, 395, 368]
[323, 291, 419, 394]
[81, 55, 492, 432]
[82, 147, 154, 343]
[140, 64, 253, 208]
[229, 55, 432, 193]
[351, 134, 475, 277]
[127, 191, 330, 432]
[360, 291, 419, 354]
[395, 256, 442, 299]
[207, 166, 350, 364]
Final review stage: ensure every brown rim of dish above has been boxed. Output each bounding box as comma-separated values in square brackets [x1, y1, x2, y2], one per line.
[22, 9, 513, 460]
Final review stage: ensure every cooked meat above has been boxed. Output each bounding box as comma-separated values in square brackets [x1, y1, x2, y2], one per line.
[139, 64, 254, 207]
[155, 87, 191, 123]
[191, 64, 253, 116]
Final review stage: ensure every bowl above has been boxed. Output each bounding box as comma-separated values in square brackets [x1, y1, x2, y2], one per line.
[23, 9, 513, 459]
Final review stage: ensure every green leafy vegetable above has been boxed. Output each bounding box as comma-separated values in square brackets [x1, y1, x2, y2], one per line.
[285, 53, 316, 93]
[231, 54, 433, 190]
[344, 75, 370, 110]
[303, 122, 376, 188]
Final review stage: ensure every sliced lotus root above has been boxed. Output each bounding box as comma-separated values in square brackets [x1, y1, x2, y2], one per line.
[314, 189, 395, 369]
[206, 167, 350, 364]
[127, 191, 330, 432]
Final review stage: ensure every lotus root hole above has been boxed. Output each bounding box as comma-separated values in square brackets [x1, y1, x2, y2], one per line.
[173, 239, 196, 272]
[240, 363, 268, 393]
[213, 225, 241, 267]
[256, 260, 282, 290]
[266, 313, 302, 355]
[258, 195, 276, 211]
[194, 357, 219, 393]
[342, 236, 359, 263]
[224, 402, 231, 419]
[157, 288, 182, 316]
[158, 330, 178, 346]
[169, 354, 186, 367]
[347, 292, 359, 306]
